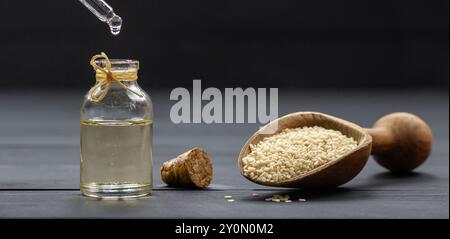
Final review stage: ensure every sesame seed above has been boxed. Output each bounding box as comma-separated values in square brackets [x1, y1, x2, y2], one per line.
[224, 195, 233, 199]
[241, 126, 358, 183]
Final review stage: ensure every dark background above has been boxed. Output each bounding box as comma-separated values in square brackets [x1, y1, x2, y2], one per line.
[0, 0, 448, 89]
[0, 1, 448, 220]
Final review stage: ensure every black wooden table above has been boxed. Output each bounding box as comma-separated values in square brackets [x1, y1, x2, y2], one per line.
[0, 89, 448, 218]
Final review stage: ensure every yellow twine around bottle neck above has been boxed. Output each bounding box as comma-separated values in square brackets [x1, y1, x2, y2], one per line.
[89, 52, 143, 102]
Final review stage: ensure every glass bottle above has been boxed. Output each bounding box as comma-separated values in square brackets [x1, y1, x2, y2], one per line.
[80, 55, 153, 199]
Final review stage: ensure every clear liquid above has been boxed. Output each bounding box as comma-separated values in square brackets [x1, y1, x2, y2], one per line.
[80, 119, 152, 199]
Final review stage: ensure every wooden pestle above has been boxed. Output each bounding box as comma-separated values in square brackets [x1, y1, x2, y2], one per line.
[365, 112, 433, 172]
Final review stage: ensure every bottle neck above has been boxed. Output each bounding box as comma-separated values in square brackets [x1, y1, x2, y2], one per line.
[107, 79, 139, 88]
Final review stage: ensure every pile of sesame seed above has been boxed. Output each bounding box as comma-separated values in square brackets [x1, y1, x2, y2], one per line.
[265, 194, 292, 203]
[264, 194, 306, 203]
[223, 194, 307, 203]
[242, 126, 358, 183]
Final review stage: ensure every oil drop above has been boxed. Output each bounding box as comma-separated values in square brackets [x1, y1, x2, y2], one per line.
[108, 14, 122, 35]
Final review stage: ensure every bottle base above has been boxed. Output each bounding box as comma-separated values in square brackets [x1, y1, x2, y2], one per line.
[81, 182, 152, 199]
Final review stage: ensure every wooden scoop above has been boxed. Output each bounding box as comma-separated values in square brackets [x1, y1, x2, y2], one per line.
[238, 112, 432, 188]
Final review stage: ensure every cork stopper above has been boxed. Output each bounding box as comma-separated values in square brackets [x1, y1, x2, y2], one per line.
[160, 148, 213, 188]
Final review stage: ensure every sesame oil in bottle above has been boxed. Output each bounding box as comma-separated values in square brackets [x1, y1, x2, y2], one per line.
[80, 54, 153, 199]
[80, 119, 152, 198]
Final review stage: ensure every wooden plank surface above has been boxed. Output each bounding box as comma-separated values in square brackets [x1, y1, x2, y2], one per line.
[0, 187, 447, 219]
[0, 90, 448, 218]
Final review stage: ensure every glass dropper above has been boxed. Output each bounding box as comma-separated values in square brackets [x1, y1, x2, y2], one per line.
[79, 0, 122, 35]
